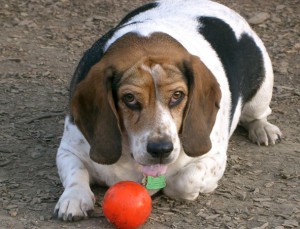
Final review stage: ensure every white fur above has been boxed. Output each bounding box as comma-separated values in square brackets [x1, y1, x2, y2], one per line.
[55, 0, 282, 220]
[130, 103, 181, 166]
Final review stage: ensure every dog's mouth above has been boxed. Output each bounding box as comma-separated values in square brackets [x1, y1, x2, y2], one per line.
[141, 164, 168, 177]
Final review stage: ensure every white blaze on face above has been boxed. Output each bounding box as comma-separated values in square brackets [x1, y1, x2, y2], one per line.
[129, 64, 182, 174]
[130, 103, 181, 176]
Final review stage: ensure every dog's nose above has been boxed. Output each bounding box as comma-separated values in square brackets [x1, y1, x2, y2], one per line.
[147, 140, 173, 159]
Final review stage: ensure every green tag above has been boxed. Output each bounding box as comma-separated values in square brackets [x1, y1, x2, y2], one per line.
[145, 175, 166, 190]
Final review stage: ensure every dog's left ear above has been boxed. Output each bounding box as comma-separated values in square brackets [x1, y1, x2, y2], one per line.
[180, 55, 221, 157]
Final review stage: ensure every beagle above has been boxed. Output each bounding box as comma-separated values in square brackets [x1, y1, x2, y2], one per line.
[54, 0, 282, 221]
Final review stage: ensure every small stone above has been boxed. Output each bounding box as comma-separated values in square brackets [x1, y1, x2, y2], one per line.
[295, 43, 300, 49]
[265, 181, 274, 188]
[183, 218, 193, 223]
[276, 5, 286, 11]
[30, 197, 41, 205]
[248, 12, 270, 25]
[254, 188, 260, 194]
[42, 71, 50, 77]
[223, 215, 231, 222]
[31, 145, 44, 159]
[31, 151, 42, 159]
[271, 15, 282, 23]
[9, 210, 18, 217]
[30, 220, 39, 226]
[237, 191, 247, 200]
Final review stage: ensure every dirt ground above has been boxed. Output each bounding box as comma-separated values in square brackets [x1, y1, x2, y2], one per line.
[0, 0, 299, 228]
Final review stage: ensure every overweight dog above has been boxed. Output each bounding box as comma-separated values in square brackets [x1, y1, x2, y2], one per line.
[54, 0, 282, 221]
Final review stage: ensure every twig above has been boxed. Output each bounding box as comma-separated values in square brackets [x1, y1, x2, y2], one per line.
[18, 112, 65, 124]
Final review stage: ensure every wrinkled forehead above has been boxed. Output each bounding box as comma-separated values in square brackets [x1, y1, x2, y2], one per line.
[119, 61, 187, 90]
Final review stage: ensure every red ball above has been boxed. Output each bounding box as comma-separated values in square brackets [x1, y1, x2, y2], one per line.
[102, 181, 152, 229]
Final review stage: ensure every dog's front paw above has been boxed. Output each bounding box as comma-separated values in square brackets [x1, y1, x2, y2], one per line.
[54, 186, 95, 221]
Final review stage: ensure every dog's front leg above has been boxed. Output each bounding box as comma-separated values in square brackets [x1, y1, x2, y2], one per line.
[54, 117, 95, 221]
[164, 149, 227, 201]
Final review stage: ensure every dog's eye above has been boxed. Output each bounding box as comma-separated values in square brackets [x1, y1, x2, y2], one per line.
[123, 93, 135, 103]
[169, 91, 185, 107]
[122, 93, 140, 110]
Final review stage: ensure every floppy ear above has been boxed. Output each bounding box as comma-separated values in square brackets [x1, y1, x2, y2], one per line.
[71, 66, 122, 164]
[180, 56, 221, 157]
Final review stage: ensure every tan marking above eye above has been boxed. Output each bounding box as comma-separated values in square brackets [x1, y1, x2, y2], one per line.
[117, 60, 188, 114]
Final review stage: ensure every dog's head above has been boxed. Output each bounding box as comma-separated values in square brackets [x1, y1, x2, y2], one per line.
[71, 33, 221, 174]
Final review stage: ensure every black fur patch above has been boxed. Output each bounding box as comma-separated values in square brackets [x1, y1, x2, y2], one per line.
[198, 17, 265, 126]
[69, 28, 116, 98]
[69, 2, 159, 98]
[118, 2, 159, 26]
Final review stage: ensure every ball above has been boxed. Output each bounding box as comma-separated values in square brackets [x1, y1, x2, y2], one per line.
[102, 181, 152, 229]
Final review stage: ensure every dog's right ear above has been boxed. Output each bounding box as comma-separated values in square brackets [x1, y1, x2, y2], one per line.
[71, 65, 122, 165]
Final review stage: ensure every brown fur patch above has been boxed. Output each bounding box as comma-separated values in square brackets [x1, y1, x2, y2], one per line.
[180, 56, 221, 157]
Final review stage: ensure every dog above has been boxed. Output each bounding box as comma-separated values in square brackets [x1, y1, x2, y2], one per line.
[54, 0, 282, 221]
